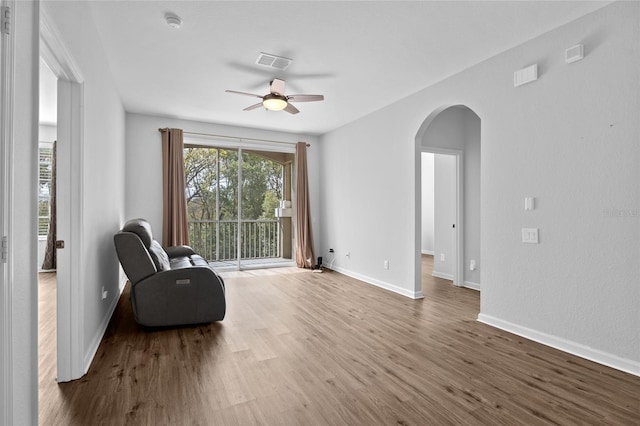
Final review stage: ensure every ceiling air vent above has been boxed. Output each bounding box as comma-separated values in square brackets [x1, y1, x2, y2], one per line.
[256, 52, 292, 70]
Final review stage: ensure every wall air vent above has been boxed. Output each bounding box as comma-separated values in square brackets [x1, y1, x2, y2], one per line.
[565, 44, 584, 63]
[256, 52, 292, 70]
[513, 64, 538, 88]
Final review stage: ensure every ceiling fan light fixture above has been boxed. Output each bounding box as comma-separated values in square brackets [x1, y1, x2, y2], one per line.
[262, 95, 288, 111]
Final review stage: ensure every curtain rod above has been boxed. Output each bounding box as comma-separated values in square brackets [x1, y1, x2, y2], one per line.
[158, 128, 310, 147]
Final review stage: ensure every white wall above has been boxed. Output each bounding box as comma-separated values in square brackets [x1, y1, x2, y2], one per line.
[43, 0, 126, 372]
[125, 113, 321, 257]
[320, 2, 639, 373]
[319, 108, 418, 297]
[420, 153, 434, 254]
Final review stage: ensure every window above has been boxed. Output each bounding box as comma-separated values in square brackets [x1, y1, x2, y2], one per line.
[38, 142, 54, 237]
[184, 144, 293, 266]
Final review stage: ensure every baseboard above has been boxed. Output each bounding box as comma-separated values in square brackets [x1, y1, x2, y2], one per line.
[463, 280, 480, 291]
[432, 270, 453, 281]
[478, 313, 640, 377]
[119, 271, 127, 293]
[83, 281, 127, 374]
[421, 250, 434, 255]
[325, 265, 424, 299]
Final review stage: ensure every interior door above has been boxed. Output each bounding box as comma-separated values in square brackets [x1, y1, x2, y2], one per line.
[55, 78, 85, 382]
[55, 79, 72, 381]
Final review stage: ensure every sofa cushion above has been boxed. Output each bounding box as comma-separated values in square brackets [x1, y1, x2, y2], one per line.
[149, 240, 170, 271]
[122, 218, 153, 248]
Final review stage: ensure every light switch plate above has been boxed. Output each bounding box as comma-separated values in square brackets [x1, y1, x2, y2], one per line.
[524, 197, 535, 210]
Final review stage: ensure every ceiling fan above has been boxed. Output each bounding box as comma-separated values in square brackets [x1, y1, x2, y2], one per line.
[225, 78, 324, 115]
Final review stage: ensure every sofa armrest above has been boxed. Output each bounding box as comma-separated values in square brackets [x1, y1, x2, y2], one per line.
[165, 245, 196, 258]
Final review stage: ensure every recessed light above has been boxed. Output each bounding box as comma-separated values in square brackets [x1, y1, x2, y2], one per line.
[165, 13, 182, 29]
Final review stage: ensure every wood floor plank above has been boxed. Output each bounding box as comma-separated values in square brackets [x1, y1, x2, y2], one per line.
[39, 257, 640, 425]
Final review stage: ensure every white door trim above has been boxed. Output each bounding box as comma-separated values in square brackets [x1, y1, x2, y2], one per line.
[40, 6, 83, 83]
[0, 0, 16, 421]
[40, 6, 86, 382]
[2, 0, 39, 422]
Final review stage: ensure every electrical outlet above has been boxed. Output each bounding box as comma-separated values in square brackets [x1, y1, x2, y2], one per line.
[440, 253, 445, 262]
[345, 251, 350, 259]
[101, 286, 108, 300]
[383, 260, 389, 270]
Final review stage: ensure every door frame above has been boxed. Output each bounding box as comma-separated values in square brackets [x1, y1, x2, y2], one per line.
[40, 6, 86, 382]
[1, 0, 40, 422]
[414, 105, 466, 295]
[0, 0, 15, 421]
[183, 135, 297, 271]
[415, 104, 483, 294]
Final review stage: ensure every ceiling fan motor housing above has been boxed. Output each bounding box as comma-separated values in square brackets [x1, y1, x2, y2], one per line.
[264, 93, 287, 102]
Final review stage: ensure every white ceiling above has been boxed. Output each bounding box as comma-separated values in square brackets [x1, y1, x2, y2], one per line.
[77, 1, 609, 135]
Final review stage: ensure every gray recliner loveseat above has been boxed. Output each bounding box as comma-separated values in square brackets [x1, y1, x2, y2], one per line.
[114, 218, 226, 327]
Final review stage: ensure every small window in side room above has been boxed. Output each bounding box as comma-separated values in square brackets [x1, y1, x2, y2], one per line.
[38, 141, 54, 238]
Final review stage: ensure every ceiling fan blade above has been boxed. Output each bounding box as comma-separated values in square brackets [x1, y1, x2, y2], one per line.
[283, 103, 299, 115]
[270, 78, 286, 96]
[287, 94, 324, 103]
[243, 102, 264, 111]
[225, 90, 263, 99]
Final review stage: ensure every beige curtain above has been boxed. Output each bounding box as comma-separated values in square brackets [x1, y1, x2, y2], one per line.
[160, 128, 190, 247]
[295, 142, 315, 268]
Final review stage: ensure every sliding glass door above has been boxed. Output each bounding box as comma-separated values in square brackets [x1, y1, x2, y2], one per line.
[184, 144, 294, 270]
[184, 146, 238, 267]
[239, 150, 285, 268]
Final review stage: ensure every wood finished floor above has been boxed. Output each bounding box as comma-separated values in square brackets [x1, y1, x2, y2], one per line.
[39, 256, 640, 425]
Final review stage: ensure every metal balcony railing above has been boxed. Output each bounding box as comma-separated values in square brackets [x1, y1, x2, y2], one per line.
[188, 219, 280, 262]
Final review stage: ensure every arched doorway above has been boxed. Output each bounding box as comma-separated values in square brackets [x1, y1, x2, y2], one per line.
[414, 105, 481, 294]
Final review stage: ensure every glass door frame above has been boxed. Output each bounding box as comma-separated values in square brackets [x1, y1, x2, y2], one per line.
[184, 135, 296, 271]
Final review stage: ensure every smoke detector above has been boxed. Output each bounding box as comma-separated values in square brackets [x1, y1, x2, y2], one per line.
[165, 14, 182, 29]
